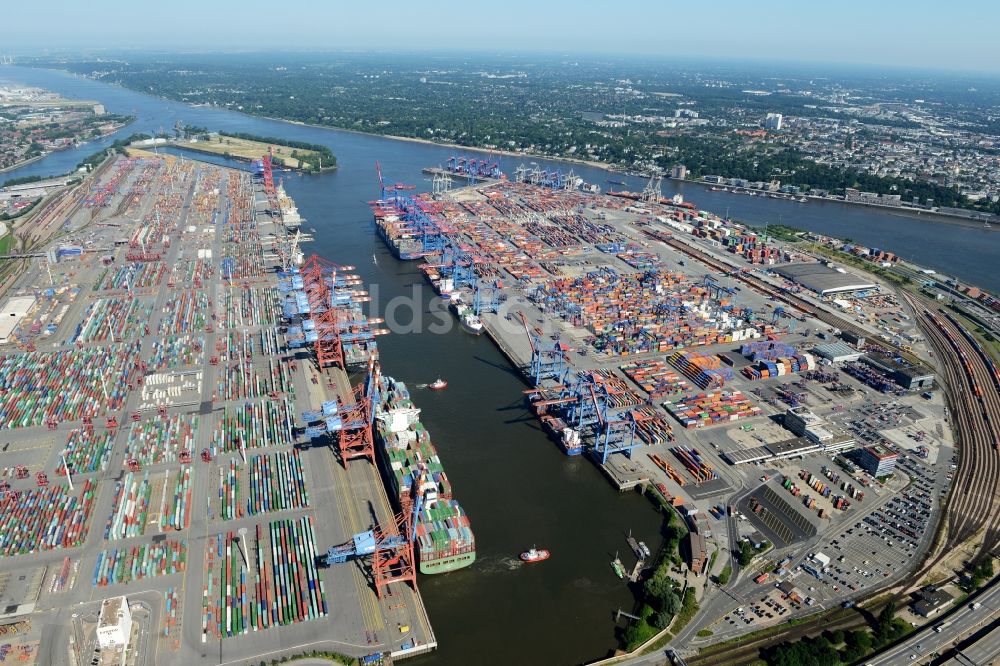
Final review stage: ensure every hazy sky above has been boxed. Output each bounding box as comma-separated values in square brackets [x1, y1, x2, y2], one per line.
[5, 0, 999, 73]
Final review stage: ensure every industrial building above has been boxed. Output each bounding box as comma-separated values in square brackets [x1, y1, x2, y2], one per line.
[777, 580, 802, 603]
[861, 355, 935, 390]
[784, 406, 836, 443]
[721, 433, 856, 465]
[0, 294, 36, 344]
[683, 531, 708, 575]
[772, 263, 877, 298]
[855, 444, 899, 477]
[811, 552, 831, 568]
[911, 586, 954, 618]
[96, 596, 132, 650]
[813, 341, 864, 363]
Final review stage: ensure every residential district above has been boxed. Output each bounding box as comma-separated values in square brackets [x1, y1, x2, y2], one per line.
[0, 84, 131, 174]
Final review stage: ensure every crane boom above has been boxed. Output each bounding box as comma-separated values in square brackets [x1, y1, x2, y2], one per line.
[517, 311, 537, 353]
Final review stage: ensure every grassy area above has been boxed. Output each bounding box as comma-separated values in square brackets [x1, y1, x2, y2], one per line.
[0, 232, 11, 255]
[807, 243, 912, 286]
[174, 136, 315, 168]
[696, 629, 714, 638]
[670, 588, 701, 636]
[717, 564, 732, 585]
[759, 223, 805, 243]
[172, 132, 335, 172]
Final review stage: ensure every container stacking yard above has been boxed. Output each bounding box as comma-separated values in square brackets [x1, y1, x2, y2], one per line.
[364, 171, 850, 502]
[0, 153, 436, 664]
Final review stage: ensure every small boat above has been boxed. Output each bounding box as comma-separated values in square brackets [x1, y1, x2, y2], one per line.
[520, 546, 550, 563]
[372, 253, 378, 265]
[428, 378, 448, 390]
[611, 551, 626, 579]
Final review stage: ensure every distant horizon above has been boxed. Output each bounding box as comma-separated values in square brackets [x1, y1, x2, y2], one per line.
[6, 48, 1000, 81]
[5, 0, 999, 75]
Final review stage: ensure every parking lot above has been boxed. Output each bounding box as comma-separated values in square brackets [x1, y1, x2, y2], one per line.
[796, 451, 944, 604]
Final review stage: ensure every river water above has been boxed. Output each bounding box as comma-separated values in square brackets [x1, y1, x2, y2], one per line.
[0, 65, 996, 664]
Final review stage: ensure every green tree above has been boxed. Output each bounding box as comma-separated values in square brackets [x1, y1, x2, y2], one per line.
[737, 541, 755, 566]
[663, 591, 682, 616]
[643, 576, 673, 606]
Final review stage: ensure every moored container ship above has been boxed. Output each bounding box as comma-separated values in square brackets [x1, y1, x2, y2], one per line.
[374, 375, 476, 574]
[370, 199, 424, 260]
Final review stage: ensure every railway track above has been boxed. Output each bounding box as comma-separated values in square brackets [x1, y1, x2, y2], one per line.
[907, 295, 1000, 564]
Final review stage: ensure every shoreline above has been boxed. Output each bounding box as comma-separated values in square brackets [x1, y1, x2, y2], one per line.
[679, 178, 998, 231]
[266, 115, 613, 170]
[161, 140, 336, 173]
[1, 119, 132, 176]
[6, 67, 998, 229]
[0, 153, 45, 175]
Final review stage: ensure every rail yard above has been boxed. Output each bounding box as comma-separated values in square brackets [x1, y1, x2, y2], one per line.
[0, 152, 440, 665]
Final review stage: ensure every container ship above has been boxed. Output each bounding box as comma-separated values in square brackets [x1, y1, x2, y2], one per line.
[374, 375, 476, 574]
[276, 181, 303, 228]
[449, 300, 484, 335]
[370, 200, 423, 260]
[539, 413, 584, 456]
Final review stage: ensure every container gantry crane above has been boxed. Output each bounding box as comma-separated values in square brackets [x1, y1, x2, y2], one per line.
[334, 359, 382, 467]
[323, 478, 423, 599]
[472, 282, 501, 316]
[589, 384, 639, 465]
[517, 311, 567, 385]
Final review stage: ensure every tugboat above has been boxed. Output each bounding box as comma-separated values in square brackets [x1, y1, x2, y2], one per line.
[428, 378, 448, 390]
[520, 546, 550, 563]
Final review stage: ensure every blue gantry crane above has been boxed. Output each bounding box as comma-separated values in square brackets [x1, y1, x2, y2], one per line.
[472, 282, 501, 316]
[588, 384, 639, 464]
[301, 400, 342, 439]
[517, 311, 567, 385]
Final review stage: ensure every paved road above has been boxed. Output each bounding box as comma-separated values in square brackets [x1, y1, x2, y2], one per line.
[866, 583, 1000, 665]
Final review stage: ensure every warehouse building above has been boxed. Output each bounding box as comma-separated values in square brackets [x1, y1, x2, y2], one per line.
[813, 341, 864, 363]
[784, 406, 836, 443]
[0, 294, 36, 344]
[911, 586, 953, 618]
[855, 444, 898, 477]
[784, 406, 823, 437]
[773, 263, 877, 298]
[862, 354, 935, 390]
[721, 433, 856, 465]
